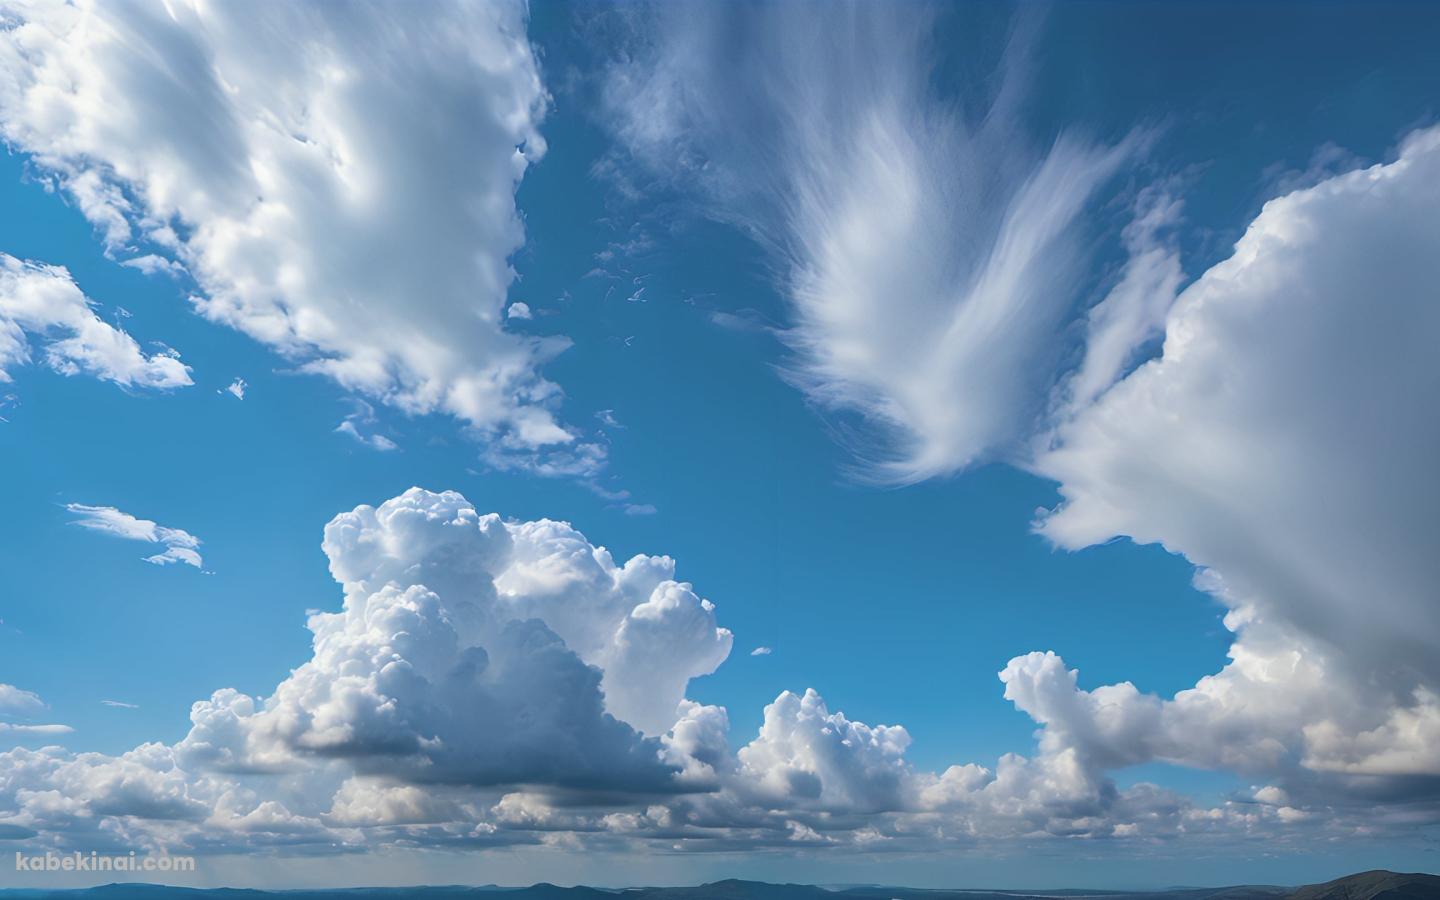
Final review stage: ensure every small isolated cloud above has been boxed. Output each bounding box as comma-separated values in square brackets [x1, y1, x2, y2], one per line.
[709, 309, 775, 334]
[751, 646, 773, 657]
[0, 723, 73, 736]
[507, 301, 533, 320]
[64, 503, 204, 569]
[595, 409, 623, 429]
[623, 503, 658, 517]
[0, 253, 192, 389]
[119, 254, 186, 279]
[100, 699, 139, 709]
[336, 400, 398, 452]
[220, 377, 246, 400]
[0, 684, 71, 736]
[0, 684, 45, 717]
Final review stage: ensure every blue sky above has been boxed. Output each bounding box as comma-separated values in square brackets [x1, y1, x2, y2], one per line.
[1, 0, 1439, 889]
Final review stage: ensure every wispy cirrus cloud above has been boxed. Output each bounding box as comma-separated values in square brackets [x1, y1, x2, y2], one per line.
[603, 3, 1140, 483]
[64, 503, 204, 570]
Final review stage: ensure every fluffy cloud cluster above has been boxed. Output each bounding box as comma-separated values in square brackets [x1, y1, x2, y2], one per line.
[176, 489, 731, 792]
[0, 0, 573, 454]
[65, 503, 204, 569]
[0, 253, 190, 390]
[8, 119, 1440, 839]
[2, 486, 1418, 860]
[604, 3, 1136, 483]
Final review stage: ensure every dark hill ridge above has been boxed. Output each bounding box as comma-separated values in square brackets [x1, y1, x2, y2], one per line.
[0, 869, 1435, 900]
[1291, 872, 1440, 900]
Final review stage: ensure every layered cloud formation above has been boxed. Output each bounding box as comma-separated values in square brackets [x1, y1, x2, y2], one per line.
[0, 0, 572, 456]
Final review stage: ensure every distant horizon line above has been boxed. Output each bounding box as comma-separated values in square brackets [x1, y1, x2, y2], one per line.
[4, 868, 1436, 896]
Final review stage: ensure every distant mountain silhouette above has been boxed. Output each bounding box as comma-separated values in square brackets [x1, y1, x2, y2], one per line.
[1290, 871, 1440, 900]
[1, 868, 1435, 900]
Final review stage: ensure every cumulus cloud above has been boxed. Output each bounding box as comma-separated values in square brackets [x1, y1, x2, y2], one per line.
[1024, 126, 1440, 803]
[0, 253, 191, 389]
[10, 119, 1440, 846]
[603, 3, 1137, 482]
[65, 503, 204, 569]
[220, 378, 246, 400]
[176, 488, 731, 789]
[507, 302, 533, 321]
[737, 690, 911, 814]
[2, 487, 1425, 859]
[0, 0, 575, 455]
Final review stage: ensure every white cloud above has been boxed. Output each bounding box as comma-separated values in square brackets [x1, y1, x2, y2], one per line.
[220, 378, 246, 400]
[1024, 126, 1440, 798]
[3, 486, 1432, 859]
[737, 689, 911, 814]
[0, 684, 44, 717]
[335, 399, 398, 452]
[65, 503, 204, 569]
[0, 685, 70, 737]
[100, 700, 139, 710]
[0, 723, 72, 736]
[0, 0, 575, 455]
[507, 302, 533, 321]
[750, 646, 772, 657]
[1057, 188, 1184, 415]
[0, 253, 191, 389]
[174, 488, 732, 792]
[604, 4, 1137, 483]
[119, 254, 186, 279]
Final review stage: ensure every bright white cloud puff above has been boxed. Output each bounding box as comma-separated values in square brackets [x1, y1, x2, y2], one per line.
[0, 0, 573, 455]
